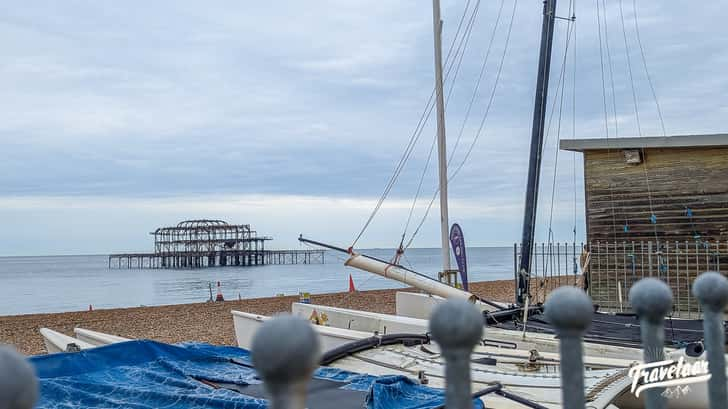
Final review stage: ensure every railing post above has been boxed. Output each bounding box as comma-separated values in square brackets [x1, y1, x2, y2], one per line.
[429, 299, 483, 409]
[0, 345, 38, 409]
[692, 271, 728, 409]
[251, 315, 321, 409]
[629, 278, 673, 409]
[544, 286, 593, 409]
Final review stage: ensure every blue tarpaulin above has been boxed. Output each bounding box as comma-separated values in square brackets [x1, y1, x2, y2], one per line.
[30, 340, 484, 409]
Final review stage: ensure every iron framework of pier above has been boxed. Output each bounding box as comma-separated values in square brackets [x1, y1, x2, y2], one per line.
[109, 219, 323, 269]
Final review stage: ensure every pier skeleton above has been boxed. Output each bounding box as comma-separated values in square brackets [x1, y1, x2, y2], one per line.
[108, 219, 323, 269]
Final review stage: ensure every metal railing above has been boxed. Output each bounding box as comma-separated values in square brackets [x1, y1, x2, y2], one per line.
[514, 242, 585, 304]
[587, 240, 727, 317]
[515, 240, 728, 317]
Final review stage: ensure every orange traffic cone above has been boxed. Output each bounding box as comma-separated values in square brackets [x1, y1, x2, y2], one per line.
[348, 274, 356, 292]
[215, 281, 225, 302]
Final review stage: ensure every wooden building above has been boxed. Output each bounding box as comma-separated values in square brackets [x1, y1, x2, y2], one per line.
[560, 134, 728, 315]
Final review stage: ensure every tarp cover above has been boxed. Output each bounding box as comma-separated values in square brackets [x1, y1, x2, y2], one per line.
[30, 340, 483, 409]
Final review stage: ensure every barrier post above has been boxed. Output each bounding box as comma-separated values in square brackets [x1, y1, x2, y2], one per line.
[0, 345, 38, 409]
[544, 286, 593, 409]
[629, 278, 673, 409]
[692, 271, 728, 409]
[251, 315, 321, 409]
[429, 299, 483, 409]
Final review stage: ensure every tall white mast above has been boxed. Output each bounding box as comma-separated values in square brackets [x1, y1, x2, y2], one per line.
[431, 0, 452, 275]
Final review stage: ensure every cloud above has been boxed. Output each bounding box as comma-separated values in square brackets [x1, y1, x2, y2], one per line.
[0, 0, 725, 254]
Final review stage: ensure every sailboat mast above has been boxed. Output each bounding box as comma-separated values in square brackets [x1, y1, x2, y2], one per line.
[517, 0, 557, 305]
[431, 0, 452, 275]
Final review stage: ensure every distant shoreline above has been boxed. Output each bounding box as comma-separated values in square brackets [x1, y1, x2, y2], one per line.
[1, 278, 520, 356]
[0, 245, 518, 259]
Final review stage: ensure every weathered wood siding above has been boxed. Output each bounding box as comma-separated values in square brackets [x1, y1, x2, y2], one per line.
[584, 147, 728, 243]
[583, 147, 728, 313]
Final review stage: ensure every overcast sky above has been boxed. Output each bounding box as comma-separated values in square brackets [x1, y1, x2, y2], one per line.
[1, 0, 726, 256]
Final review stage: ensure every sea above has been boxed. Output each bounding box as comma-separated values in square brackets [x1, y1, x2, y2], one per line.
[0, 247, 515, 316]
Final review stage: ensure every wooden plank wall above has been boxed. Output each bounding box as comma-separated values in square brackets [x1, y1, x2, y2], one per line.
[583, 147, 728, 312]
[585, 147, 728, 242]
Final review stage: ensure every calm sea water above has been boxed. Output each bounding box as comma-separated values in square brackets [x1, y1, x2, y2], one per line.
[0, 247, 514, 316]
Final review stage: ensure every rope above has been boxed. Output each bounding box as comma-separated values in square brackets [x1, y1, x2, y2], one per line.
[403, 0, 519, 250]
[351, 0, 475, 248]
[571, 0, 578, 252]
[544, 2, 576, 255]
[445, 0, 519, 182]
[401, 0, 485, 243]
[632, 0, 666, 136]
[596, 0, 620, 247]
[618, 0, 642, 136]
[619, 0, 659, 244]
[447, 0, 506, 169]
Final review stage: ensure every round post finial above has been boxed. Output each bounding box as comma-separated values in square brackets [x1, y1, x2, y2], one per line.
[252, 315, 321, 409]
[429, 300, 482, 409]
[544, 286, 593, 409]
[693, 271, 728, 312]
[429, 299, 483, 351]
[629, 278, 673, 322]
[629, 278, 673, 409]
[693, 272, 728, 409]
[0, 345, 38, 409]
[544, 286, 593, 336]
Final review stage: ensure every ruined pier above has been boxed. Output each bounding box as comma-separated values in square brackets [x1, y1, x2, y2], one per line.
[108, 219, 324, 269]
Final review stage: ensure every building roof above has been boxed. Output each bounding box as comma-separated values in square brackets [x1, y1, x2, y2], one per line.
[559, 133, 728, 152]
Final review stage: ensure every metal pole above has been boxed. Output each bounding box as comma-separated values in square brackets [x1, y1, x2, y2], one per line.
[544, 286, 592, 409]
[629, 278, 673, 409]
[518, 0, 558, 305]
[693, 271, 728, 409]
[431, 0, 451, 275]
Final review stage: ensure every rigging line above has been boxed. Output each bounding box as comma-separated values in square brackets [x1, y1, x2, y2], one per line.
[618, 0, 642, 136]
[444, 0, 483, 106]
[542, 0, 576, 273]
[545, 3, 576, 261]
[447, 0, 506, 169]
[401, 0, 484, 241]
[402, 134, 438, 243]
[620, 0, 658, 244]
[404, 0, 519, 251]
[631, 0, 663, 245]
[572, 0, 578, 245]
[632, 0, 666, 136]
[351, 0, 475, 248]
[596, 0, 619, 244]
[595, 1, 610, 140]
[601, 0, 619, 139]
[446, 0, 518, 183]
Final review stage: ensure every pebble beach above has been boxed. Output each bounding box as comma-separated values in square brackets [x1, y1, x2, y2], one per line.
[1, 279, 518, 356]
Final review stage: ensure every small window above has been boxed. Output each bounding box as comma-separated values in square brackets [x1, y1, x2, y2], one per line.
[623, 149, 643, 164]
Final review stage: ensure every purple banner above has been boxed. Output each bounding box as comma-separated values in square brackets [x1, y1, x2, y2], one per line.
[449, 223, 468, 291]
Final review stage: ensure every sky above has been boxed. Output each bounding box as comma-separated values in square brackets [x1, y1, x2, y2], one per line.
[1, 0, 726, 256]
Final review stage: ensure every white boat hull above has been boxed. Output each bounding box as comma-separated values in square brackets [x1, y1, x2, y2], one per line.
[73, 327, 130, 346]
[39, 328, 95, 354]
[232, 310, 371, 352]
[289, 301, 650, 362]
